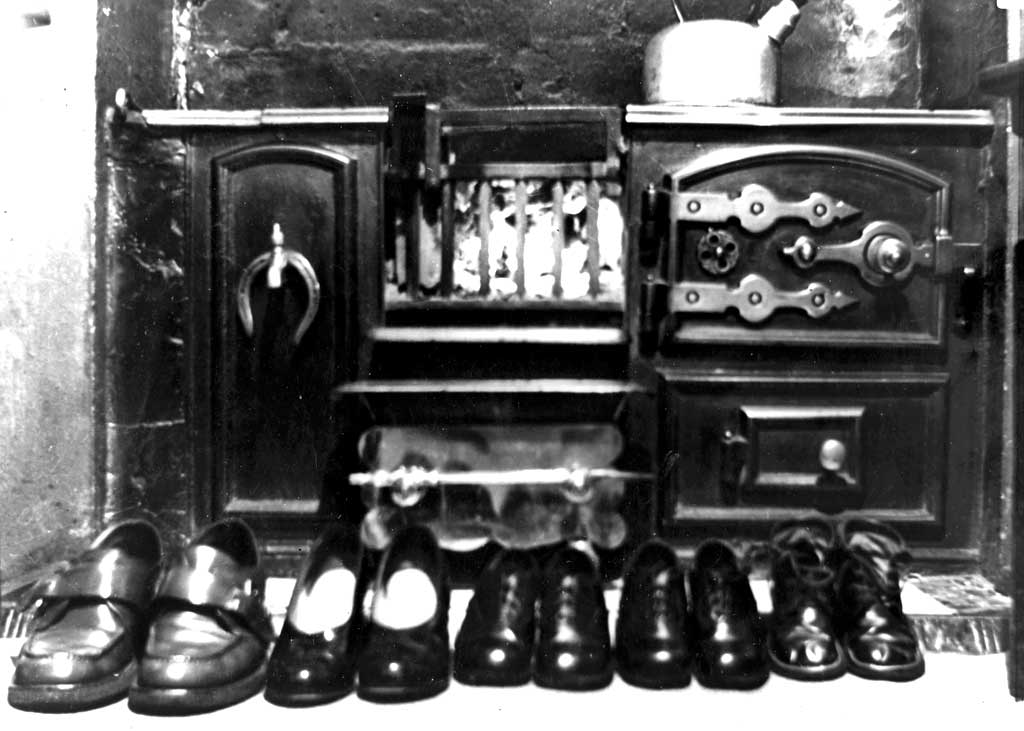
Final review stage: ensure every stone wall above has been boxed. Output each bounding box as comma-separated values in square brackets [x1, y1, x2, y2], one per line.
[101, 0, 1004, 111]
[0, 1, 98, 582]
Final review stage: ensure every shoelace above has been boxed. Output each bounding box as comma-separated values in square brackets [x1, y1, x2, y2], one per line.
[554, 578, 579, 623]
[497, 575, 525, 626]
[650, 582, 671, 617]
[705, 571, 746, 621]
[840, 552, 906, 612]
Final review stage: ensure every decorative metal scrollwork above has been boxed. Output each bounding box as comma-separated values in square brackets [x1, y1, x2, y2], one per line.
[696, 228, 741, 276]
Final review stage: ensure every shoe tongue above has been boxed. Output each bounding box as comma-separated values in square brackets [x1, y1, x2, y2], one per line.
[788, 538, 827, 569]
[847, 532, 911, 587]
[776, 525, 829, 554]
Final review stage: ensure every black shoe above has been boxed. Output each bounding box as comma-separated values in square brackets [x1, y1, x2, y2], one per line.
[615, 539, 691, 689]
[8, 520, 162, 713]
[264, 523, 369, 706]
[129, 518, 275, 715]
[834, 518, 924, 682]
[454, 549, 539, 686]
[357, 525, 451, 703]
[767, 518, 845, 681]
[533, 542, 612, 691]
[689, 540, 769, 690]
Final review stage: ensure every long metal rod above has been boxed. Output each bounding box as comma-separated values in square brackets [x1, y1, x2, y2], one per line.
[349, 466, 652, 488]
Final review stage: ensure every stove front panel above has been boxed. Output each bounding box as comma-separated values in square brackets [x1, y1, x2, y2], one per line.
[628, 116, 994, 562]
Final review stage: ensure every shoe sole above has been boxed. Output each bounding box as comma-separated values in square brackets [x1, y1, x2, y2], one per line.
[128, 660, 267, 715]
[533, 669, 614, 691]
[616, 668, 691, 690]
[768, 647, 847, 682]
[453, 666, 531, 687]
[356, 676, 449, 703]
[845, 651, 925, 682]
[694, 665, 770, 691]
[7, 660, 137, 713]
[263, 685, 353, 707]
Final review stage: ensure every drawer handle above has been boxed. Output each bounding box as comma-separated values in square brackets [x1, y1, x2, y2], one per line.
[818, 438, 847, 472]
[236, 223, 321, 346]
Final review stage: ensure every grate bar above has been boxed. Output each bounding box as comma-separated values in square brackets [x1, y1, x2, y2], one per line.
[551, 180, 565, 298]
[440, 182, 454, 296]
[478, 181, 491, 296]
[514, 180, 527, 297]
[586, 179, 601, 297]
[405, 188, 421, 299]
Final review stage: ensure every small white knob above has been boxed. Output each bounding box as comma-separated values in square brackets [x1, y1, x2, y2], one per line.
[819, 439, 847, 472]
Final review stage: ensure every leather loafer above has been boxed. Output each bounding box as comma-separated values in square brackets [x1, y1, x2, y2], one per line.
[533, 542, 612, 691]
[265, 522, 370, 706]
[8, 520, 162, 713]
[129, 519, 275, 715]
[835, 518, 924, 682]
[615, 539, 691, 689]
[767, 518, 845, 681]
[454, 549, 539, 687]
[689, 540, 769, 690]
[357, 524, 451, 703]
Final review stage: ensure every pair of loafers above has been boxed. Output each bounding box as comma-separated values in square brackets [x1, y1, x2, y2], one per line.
[265, 523, 450, 705]
[767, 516, 924, 682]
[8, 518, 274, 715]
[454, 542, 613, 691]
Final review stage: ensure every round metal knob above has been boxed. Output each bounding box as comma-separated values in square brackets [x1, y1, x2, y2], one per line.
[866, 234, 912, 276]
[819, 439, 847, 472]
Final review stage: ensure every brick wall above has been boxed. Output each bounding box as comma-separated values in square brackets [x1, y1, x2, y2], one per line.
[101, 0, 1006, 111]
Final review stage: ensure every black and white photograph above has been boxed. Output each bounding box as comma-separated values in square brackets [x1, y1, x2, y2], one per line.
[0, 0, 1022, 727]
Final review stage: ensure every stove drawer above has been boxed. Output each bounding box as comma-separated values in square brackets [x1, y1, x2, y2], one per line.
[660, 372, 951, 543]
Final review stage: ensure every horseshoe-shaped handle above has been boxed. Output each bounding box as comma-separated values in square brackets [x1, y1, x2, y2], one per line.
[237, 223, 321, 346]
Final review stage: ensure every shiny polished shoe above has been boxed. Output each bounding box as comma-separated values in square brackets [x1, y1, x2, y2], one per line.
[615, 539, 691, 689]
[129, 519, 275, 715]
[357, 524, 451, 703]
[454, 549, 539, 687]
[835, 518, 924, 682]
[264, 523, 369, 706]
[533, 542, 612, 691]
[767, 518, 845, 681]
[8, 520, 162, 713]
[689, 540, 769, 690]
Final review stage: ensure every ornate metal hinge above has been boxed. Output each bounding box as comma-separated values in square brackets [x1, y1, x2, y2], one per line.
[668, 274, 858, 323]
[671, 184, 862, 234]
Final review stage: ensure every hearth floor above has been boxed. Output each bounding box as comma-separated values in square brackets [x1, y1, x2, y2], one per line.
[2, 586, 1021, 730]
